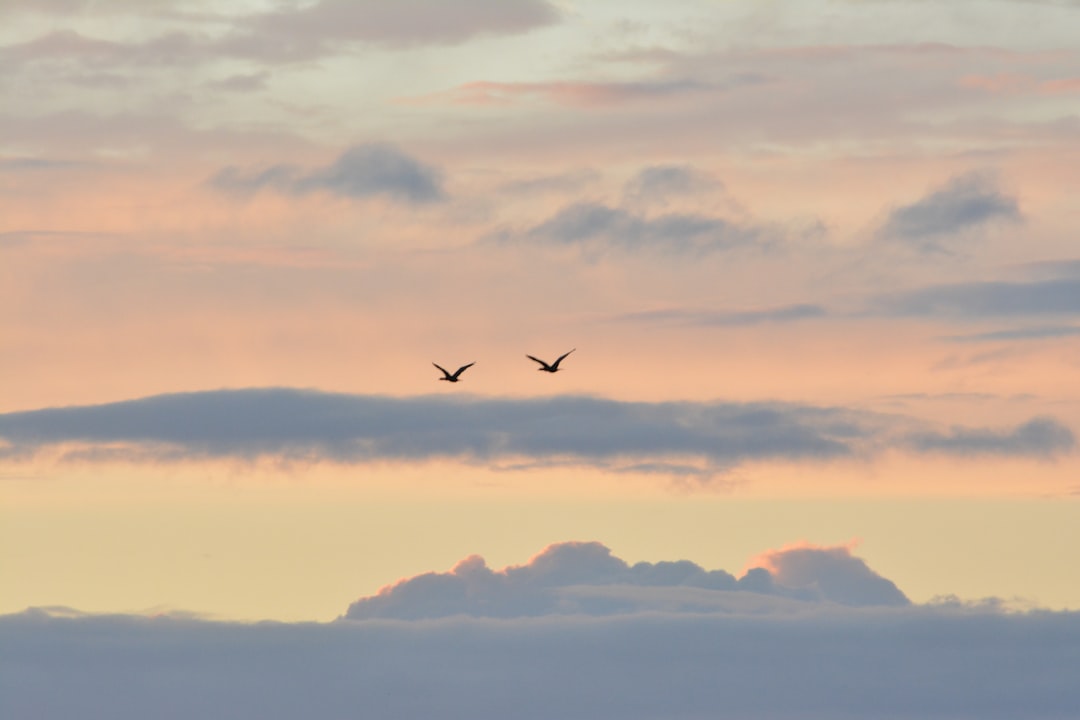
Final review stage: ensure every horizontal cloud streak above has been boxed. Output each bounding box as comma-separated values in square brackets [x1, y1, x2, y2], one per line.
[210, 144, 444, 203]
[499, 202, 760, 255]
[874, 278, 1080, 318]
[614, 304, 827, 327]
[943, 325, 1080, 342]
[0, 389, 1072, 470]
[908, 417, 1076, 457]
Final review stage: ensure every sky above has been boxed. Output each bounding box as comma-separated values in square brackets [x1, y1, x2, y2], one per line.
[1, 0, 1079, 717]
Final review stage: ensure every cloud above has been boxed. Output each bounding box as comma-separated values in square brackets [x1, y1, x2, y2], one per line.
[907, 416, 1076, 457]
[210, 144, 445, 203]
[1019, 258, 1080, 280]
[943, 325, 1080, 342]
[344, 541, 907, 621]
[879, 172, 1022, 248]
[874, 278, 1080, 318]
[613, 304, 827, 327]
[0, 389, 1072, 471]
[3, 581, 1080, 719]
[620, 165, 724, 210]
[622, 165, 720, 200]
[0, 155, 84, 171]
[245, 0, 561, 50]
[404, 79, 708, 107]
[1, 1, 561, 67]
[507, 202, 760, 255]
[749, 542, 910, 607]
[499, 169, 600, 195]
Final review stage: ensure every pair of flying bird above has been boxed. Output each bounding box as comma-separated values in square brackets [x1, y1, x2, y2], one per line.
[433, 349, 575, 383]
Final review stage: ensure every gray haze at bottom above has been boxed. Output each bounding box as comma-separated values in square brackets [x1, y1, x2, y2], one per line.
[2, 607, 1078, 720]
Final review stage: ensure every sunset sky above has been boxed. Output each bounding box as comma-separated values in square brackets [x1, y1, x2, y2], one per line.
[2, 1, 1080, 716]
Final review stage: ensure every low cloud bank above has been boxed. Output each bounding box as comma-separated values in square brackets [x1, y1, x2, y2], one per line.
[2, 548, 1078, 720]
[0, 389, 1073, 470]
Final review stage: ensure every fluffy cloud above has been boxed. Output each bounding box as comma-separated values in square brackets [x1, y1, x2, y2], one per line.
[879, 172, 1022, 248]
[210, 143, 445, 203]
[750, 542, 910, 607]
[344, 541, 908, 620]
[0, 389, 1073, 469]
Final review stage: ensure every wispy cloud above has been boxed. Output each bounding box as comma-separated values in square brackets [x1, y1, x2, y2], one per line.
[401, 79, 709, 108]
[907, 417, 1076, 457]
[613, 304, 827, 327]
[209, 143, 445, 204]
[873, 278, 1080, 318]
[0, 389, 1072, 472]
[0, 1, 562, 68]
[943, 325, 1080, 343]
[496, 202, 761, 255]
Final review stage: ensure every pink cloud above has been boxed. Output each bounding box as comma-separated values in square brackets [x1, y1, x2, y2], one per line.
[1039, 78, 1080, 95]
[401, 79, 704, 108]
[958, 73, 1034, 94]
[746, 540, 909, 607]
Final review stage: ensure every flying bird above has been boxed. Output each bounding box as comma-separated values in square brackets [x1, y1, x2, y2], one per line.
[433, 362, 475, 383]
[527, 349, 575, 373]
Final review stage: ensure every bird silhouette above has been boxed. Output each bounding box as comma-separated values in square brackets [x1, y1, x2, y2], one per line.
[433, 362, 475, 382]
[527, 349, 575, 373]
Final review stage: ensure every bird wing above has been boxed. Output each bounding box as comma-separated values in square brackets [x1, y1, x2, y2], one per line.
[526, 354, 550, 369]
[551, 348, 576, 368]
[432, 362, 452, 378]
[451, 362, 475, 379]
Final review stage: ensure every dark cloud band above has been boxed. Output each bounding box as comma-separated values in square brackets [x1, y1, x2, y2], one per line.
[0, 389, 1072, 469]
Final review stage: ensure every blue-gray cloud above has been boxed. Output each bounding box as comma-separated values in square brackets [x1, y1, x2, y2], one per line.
[1019, 258, 1080, 280]
[880, 172, 1022, 248]
[3, 602, 1079, 720]
[874, 278, 1080, 319]
[344, 540, 908, 621]
[907, 417, 1076, 457]
[511, 202, 760, 255]
[0, 389, 1072, 471]
[614, 304, 827, 327]
[0, 156, 84, 171]
[210, 144, 444, 203]
[622, 165, 721, 206]
[944, 325, 1080, 342]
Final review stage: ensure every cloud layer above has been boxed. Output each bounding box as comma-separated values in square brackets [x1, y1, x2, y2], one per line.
[2, 540, 1078, 720]
[0, 389, 1073, 471]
